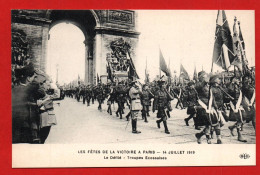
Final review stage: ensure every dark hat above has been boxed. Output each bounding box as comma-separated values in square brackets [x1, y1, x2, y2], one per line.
[198, 71, 207, 78]
[188, 81, 195, 86]
[34, 69, 47, 84]
[24, 63, 35, 77]
[130, 81, 136, 86]
[157, 80, 165, 86]
[209, 74, 220, 84]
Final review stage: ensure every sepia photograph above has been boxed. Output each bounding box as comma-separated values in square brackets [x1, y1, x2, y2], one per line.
[11, 9, 255, 167]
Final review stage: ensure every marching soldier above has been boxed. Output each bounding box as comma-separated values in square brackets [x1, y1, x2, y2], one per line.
[141, 84, 154, 123]
[194, 71, 213, 144]
[115, 82, 125, 119]
[184, 81, 200, 130]
[228, 77, 247, 142]
[153, 79, 174, 134]
[210, 74, 225, 144]
[107, 84, 114, 115]
[96, 83, 105, 110]
[242, 74, 255, 130]
[85, 85, 92, 106]
[129, 81, 143, 134]
[81, 86, 86, 104]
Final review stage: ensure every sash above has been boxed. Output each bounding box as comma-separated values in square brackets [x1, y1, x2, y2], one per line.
[250, 89, 255, 106]
[230, 90, 242, 113]
[178, 89, 182, 99]
[197, 89, 218, 120]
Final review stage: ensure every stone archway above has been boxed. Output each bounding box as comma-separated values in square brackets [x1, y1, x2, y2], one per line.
[11, 10, 140, 84]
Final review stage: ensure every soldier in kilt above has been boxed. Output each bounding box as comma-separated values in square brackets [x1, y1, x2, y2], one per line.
[184, 81, 200, 130]
[153, 80, 174, 134]
[228, 77, 248, 142]
[195, 71, 215, 144]
[242, 74, 255, 130]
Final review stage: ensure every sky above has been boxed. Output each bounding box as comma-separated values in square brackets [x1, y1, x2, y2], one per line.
[46, 10, 255, 84]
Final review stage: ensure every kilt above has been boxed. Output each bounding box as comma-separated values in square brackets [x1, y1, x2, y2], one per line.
[228, 107, 253, 122]
[187, 105, 196, 115]
[194, 106, 210, 126]
[157, 108, 167, 121]
[195, 106, 219, 127]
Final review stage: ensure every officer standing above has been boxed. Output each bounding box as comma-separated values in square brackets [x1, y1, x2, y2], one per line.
[153, 80, 174, 134]
[129, 81, 142, 134]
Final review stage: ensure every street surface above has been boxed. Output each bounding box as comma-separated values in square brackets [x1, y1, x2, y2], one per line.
[46, 98, 256, 144]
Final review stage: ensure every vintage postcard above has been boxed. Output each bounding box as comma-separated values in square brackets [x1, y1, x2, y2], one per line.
[11, 10, 255, 167]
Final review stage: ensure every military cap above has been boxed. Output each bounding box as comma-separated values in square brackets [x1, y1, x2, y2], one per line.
[130, 81, 136, 86]
[231, 76, 240, 84]
[188, 81, 195, 86]
[209, 74, 220, 84]
[198, 71, 207, 78]
[157, 80, 165, 86]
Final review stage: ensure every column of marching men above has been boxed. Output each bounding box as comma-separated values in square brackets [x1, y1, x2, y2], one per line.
[64, 69, 255, 144]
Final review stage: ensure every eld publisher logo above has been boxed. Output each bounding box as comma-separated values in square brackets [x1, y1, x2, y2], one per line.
[239, 153, 250, 159]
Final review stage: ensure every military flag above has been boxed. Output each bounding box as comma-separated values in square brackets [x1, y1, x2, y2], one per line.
[127, 51, 139, 80]
[97, 73, 100, 83]
[180, 64, 190, 81]
[193, 66, 198, 82]
[238, 20, 250, 74]
[78, 74, 80, 85]
[145, 58, 150, 83]
[159, 48, 171, 77]
[231, 17, 243, 72]
[212, 10, 235, 71]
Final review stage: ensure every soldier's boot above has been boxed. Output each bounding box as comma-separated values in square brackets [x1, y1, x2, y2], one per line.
[237, 129, 247, 142]
[119, 111, 122, 119]
[166, 110, 171, 118]
[210, 131, 214, 139]
[252, 118, 256, 131]
[144, 115, 148, 123]
[156, 119, 162, 129]
[126, 112, 131, 121]
[195, 132, 204, 144]
[240, 123, 244, 131]
[116, 109, 119, 117]
[163, 121, 170, 134]
[228, 124, 236, 136]
[216, 129, 222, 144]
[184, 115, 192, 126]
[206, 135, 212, 144]
[193, 118, 200, 130]
[141, 111, 145, 120]
[216, 135, 222, 144]
[131, 120, 135, 132]
[132, 120, 141, 134]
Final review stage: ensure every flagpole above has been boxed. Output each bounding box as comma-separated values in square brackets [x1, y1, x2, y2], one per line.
[159, 49, 161, 78]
